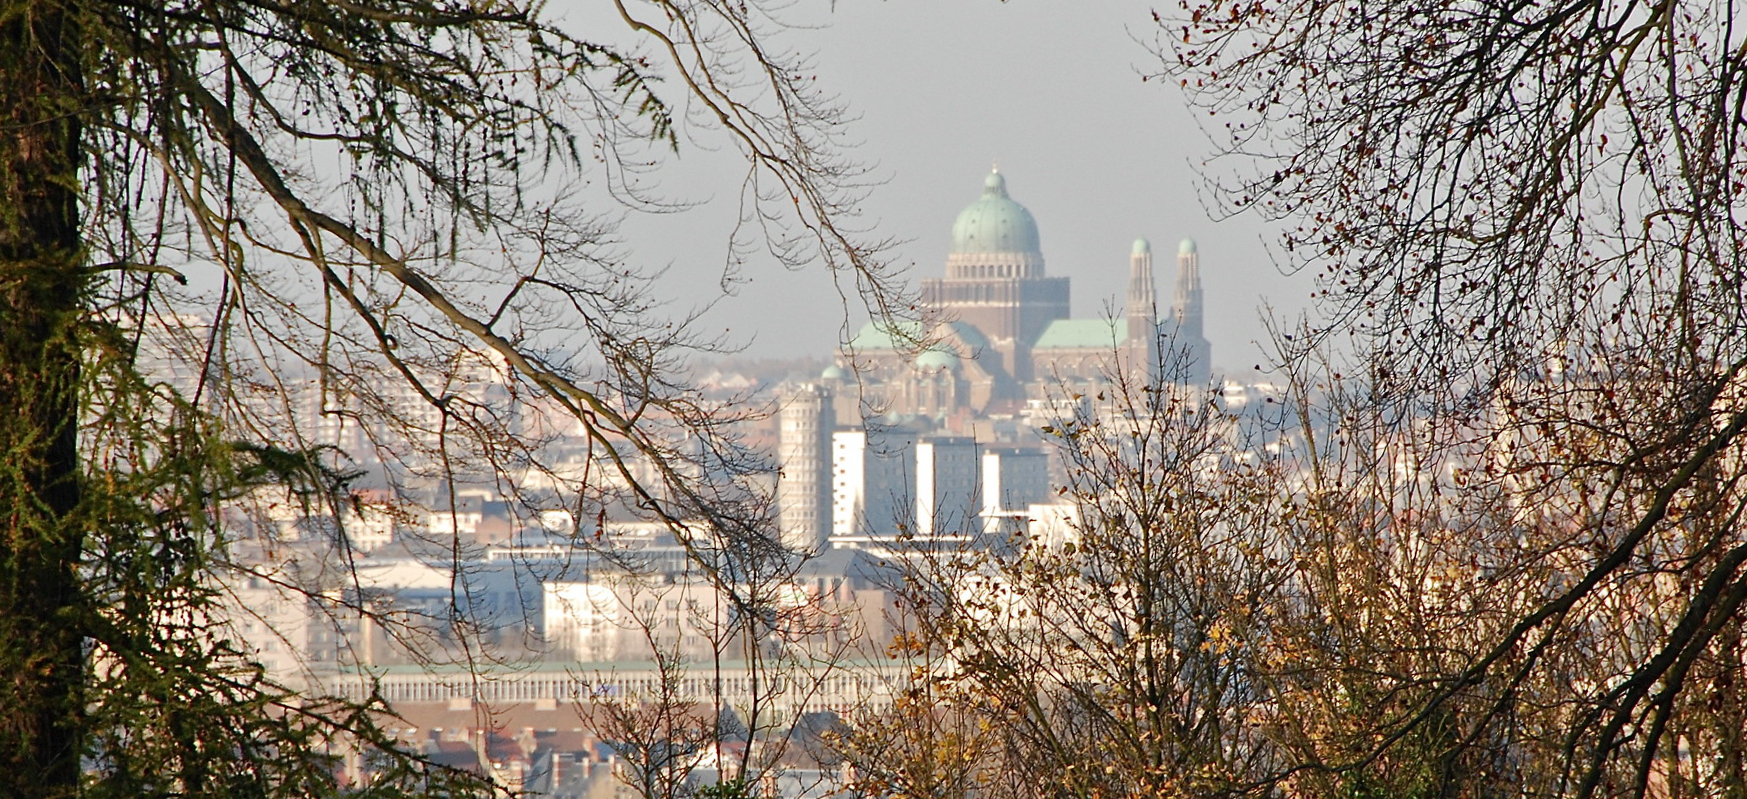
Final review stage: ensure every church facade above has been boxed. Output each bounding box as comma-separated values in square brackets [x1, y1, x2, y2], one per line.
[827, 169, 1212, 424]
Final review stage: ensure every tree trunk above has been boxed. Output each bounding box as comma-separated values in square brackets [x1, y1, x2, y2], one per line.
[0, 2, 86, 796]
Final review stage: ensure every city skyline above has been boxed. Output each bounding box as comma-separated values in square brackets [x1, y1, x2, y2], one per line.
[598, 1, 1307, 367]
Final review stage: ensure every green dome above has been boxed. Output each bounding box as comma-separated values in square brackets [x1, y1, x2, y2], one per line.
[914, 350, 959, 371]
[1133, 238, 1151, 255]
[821, 365, 846, 380]
[950, 170, 1041, 255]
[1179, 238, 1197, 256]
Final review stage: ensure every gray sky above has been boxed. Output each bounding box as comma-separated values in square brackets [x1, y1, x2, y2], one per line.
[597, 1, 1310, 371]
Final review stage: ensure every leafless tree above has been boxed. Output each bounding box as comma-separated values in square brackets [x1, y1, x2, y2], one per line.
[839, 357, 1302, 799]
[1162, 0, 1747, 795]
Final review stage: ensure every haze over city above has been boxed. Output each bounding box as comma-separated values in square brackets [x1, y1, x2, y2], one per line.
[8, 0, 1737, 795]
[592, 1, 1306, 366]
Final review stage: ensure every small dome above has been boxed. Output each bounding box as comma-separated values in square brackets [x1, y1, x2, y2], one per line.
[950, 169, 1042, 255]
[1179, 238, 1197, 256]
[1133, 238, 1151, 255]
[821, 364, 846, 380]
[914, 350, 959, 371]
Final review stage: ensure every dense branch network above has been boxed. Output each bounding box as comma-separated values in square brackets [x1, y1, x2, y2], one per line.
[1158, 0, 1747, 794]
[0, 0, 905, 794]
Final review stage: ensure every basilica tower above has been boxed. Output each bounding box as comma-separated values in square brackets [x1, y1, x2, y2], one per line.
[1125, 238, 1158, 364]
[1169, 239, 1213, 384]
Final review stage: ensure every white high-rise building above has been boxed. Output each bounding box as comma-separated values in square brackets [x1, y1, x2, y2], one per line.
[778, 383, 833, 554]
[830, 429, 985, 543]
[831, 427, 917, 540]
[830, 430, 867, 540]
[980, 446, 1050, 536]
[914, 436, 980, 538]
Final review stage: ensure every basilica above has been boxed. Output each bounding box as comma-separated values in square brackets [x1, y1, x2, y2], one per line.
[825, 168, 1212, 425]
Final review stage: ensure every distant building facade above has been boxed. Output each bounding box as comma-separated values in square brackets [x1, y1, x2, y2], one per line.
[832, 169, 1213, 422]
[777, 383, 833, 554]
[827, 427, 992, 541]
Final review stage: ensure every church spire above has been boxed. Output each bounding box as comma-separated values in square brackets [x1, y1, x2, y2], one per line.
[1126, 238, 1156, 327]
[1173, 238, 1202, 341]
[1171, 239, 1212, 384]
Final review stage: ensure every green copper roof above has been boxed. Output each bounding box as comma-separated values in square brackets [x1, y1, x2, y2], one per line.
[914, 350, 958, 370]
[950, 170, 1042, 255]
[1133, 238, 1151, 255]
[1179, 238, 1197, 255]
[1032, 318, 1129, 350]
[849, 320, 988, 353]
[849, 320, 920, 350]
[821, 365, 846, 380]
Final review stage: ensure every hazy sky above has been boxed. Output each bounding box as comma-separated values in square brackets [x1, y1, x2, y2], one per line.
[593, 1, 1311, 370]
